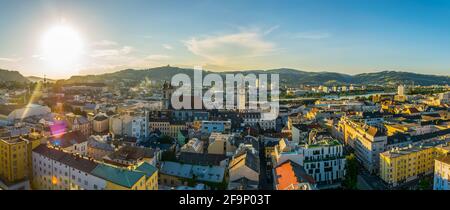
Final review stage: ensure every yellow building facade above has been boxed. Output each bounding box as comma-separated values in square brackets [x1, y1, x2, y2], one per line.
[169, 124, 187, 138]
[380, 143, 450, 187]
[0, 133, 41, 185]
[0, 137, 28, 183]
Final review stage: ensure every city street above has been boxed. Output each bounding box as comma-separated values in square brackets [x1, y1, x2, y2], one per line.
[391, 175, 434, 190]
[259, 139, 274, 190]
[356, 164, 388, 190]
[356, 175, 372, 190]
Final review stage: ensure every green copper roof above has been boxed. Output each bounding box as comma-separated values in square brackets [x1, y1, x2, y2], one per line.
[135, 162, 158, 178]
[91, 164, 145, 188]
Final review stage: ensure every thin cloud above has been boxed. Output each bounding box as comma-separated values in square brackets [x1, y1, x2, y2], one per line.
[90, 46, 133, 58]
[184, 29, 276, 64]
[162, 44, 173, 50]
[31, 54, 44, 60]
[92, 40, 118, 47]
[0, 57, 22, 62]
[264, 25, 280, 35]
[146, 54, 171, 60]
[79, 54, 172, 75]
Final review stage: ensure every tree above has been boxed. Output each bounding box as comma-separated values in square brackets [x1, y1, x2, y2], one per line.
[343, 153, 358, 189]
[418, 177, 432, 190]
[159, 135, 174, 144]
[161, 150, 177, 162]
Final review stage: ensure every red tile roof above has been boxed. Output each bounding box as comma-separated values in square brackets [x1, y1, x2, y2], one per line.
[274, 160, 315, 190]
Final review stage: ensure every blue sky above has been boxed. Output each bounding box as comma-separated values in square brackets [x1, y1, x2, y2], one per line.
[0, 0, 450, 78]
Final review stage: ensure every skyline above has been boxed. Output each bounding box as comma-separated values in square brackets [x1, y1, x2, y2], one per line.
[1, 0, 450, 78]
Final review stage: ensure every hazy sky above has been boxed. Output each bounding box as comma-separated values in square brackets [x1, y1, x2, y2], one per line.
[1, 0, 450, 78]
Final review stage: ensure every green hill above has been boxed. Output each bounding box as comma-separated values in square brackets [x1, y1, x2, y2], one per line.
[0, 69, 30, 83]
[352, 71, 450, 86]
[64, 66, 450, 86]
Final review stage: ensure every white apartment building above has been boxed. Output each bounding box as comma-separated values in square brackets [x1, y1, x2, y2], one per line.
[131, 112, 149, 140]
[32, 145, 106, 190]
[272, 133, 346, 187]
[109, 114, 133, 136]
[241, 112, 276, 130]
[109, 110, 149, 139]
[301, 137, 346, 185]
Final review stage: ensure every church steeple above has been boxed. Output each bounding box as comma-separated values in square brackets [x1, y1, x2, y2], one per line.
[162, 80, 174, 109]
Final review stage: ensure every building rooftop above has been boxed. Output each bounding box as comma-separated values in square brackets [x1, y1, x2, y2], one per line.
[49, 131, 88, 148]
[209, 132, 231, 143]
[292, 123, 322, 132]
[87, 137, 115, 152]
[306, 138, 341, 148]
[178, 152, 227, 166]
[135, 162, 158, 178]
[381, 140, 450, 158]
[436, 155, 450, 165]
[104, 145, 155, 163]
[73, 115, 89, 124]
[192, 165, 225, 183]
[33, 145, 98, 173]
[159, 161, 225, 183]
[367, 126, 383, 137]
[0, 136, 26, 144]
[93, 114, 108, 121]
[160, 161, 193, 179]
[90, 164, 145, 188]
[274, 160, 315, 190]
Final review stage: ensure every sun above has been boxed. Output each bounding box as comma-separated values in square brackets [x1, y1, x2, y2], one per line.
[41, 24, 83, 68]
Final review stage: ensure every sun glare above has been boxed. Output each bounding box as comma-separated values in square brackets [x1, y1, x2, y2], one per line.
[41, 24, 83, 68]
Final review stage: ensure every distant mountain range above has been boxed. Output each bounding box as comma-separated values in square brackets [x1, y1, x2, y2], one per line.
[1, 67, 449, 86]
[64, 66, 450, 86]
